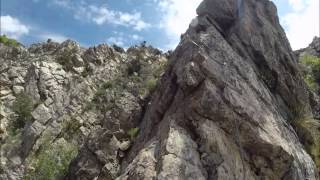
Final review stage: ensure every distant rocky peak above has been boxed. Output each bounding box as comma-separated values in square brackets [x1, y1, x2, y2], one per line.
[295, 37, 320, 58]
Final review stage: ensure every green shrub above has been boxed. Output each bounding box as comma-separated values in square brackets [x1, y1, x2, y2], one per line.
[102, 81, 114, 89]
[61, 118, 81, 141]
[301, 55, 320, 92]
[127, 127, 139, 140]
[127, 59, 141, 76]
[145, 78, 157, 92]
[11, 93, 33, 130]
[0, 35, 19, 47]
[56, 48, 78, 72]
[90, 79, 123, 112]
[292, 117, 320, 168]
[92, 88, 106, 104]
[24, 140, 78, 180]
[129, 75, 142, 83]
[291, 107, 320, 169]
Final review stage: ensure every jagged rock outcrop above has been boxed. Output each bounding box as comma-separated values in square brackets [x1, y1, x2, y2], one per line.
[115, 0, 319, 179]
[295, 37, 320, 58]
[295, 37, 320, 169]
[1, 0, 319, 179]
[0, 40, 167, 179]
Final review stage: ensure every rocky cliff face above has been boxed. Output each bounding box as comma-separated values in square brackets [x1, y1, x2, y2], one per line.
[295, 37, 320, 58]
[112, 0, 319, 179]
[0, 40, 168, 179]
[1, 0, 320, 179]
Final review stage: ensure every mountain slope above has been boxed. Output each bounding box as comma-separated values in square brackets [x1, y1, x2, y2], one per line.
[0, 0, 319, 179]
[109, 0, 319, 179]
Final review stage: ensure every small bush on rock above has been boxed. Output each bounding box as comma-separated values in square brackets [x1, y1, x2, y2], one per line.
[56, 48, 78, 72]
[11, 93, 33, 130]
[301, 55, 320, 92]
[61, 118, 82, 141]
[127, 127, 139, 140]
[127, 59, 141, 76]
[292, 107, 320, 168]
[145, 78, 157, 93]
[24, 139, 78, 180]
[292, 116, 320, 168]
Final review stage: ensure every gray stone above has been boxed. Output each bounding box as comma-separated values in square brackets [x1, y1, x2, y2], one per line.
[119, 140, 131, 151]
[31, 104, 51, 124]
[0, 89, 11, 96]
[21, 121, 45, 158]
[12, 86, 24, 94]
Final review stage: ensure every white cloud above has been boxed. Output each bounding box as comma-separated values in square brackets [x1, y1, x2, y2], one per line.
[0, 15, 30, 39]
[132, 34, 142, 40]
[281, 0, 319, 50]
[287, 0, 306, 11]
[52, 0, 71, 8]
[52, 1, 150, 31]
[84, 5, 115, 25]
[107, 32, 144, 47]
[38, 33, 68, 43]
[107, 36, 125, 46]
[118, 12, 151, 31]
[157, 0, 202, 49]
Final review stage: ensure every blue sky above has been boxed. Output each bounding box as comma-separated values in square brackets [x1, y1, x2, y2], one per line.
[0, 0, 319, 50]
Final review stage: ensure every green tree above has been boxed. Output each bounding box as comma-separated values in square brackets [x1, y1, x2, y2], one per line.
[0, 35, 19, 47]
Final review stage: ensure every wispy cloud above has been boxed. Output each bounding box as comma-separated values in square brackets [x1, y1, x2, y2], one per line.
[37, 33, 68, 43]
[281, 0, 319, 50]
[107, 32, 144, 47]
[51, 0, 150, 31]
[287, 0, 306, 11]
[0, 15, 30, 39]
[132, 34, 142, 40]
[156, 0, 202, 49]
[107, 36, 125, 46]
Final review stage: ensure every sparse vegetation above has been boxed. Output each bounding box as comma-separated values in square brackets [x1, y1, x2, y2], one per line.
[112, 44, 125, 53]
[145, 78, 157, 92]
[24, 140, 78, 180]
[0, 35, 19, 47]
[300, 55, 320, 92]
[127, 59, 142, 76]
[90, 79, 123, 112]
[102, 81, 115, 89]
[83, 46, 167, 114]
[61, 118, 82, 141]
[56, 48, 78, 72]
[81, 64, 94, 77]
[11, 93, 33, 131]
[293, 117, 320, 168]
[127, 127, 139, 140]
[291, 107, 320, 168]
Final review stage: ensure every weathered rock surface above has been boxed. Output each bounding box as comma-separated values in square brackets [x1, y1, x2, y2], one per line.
[295, 37, 320, 58]
[118, 0, 319, 179]
[0, 39, 167, 179]
[1, 0, 319, 179]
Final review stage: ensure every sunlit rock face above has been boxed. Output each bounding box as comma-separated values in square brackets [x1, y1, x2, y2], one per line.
[1, 0, 319, 179]
[115, 0, 319, 179]
[0, 39, 168, 179]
